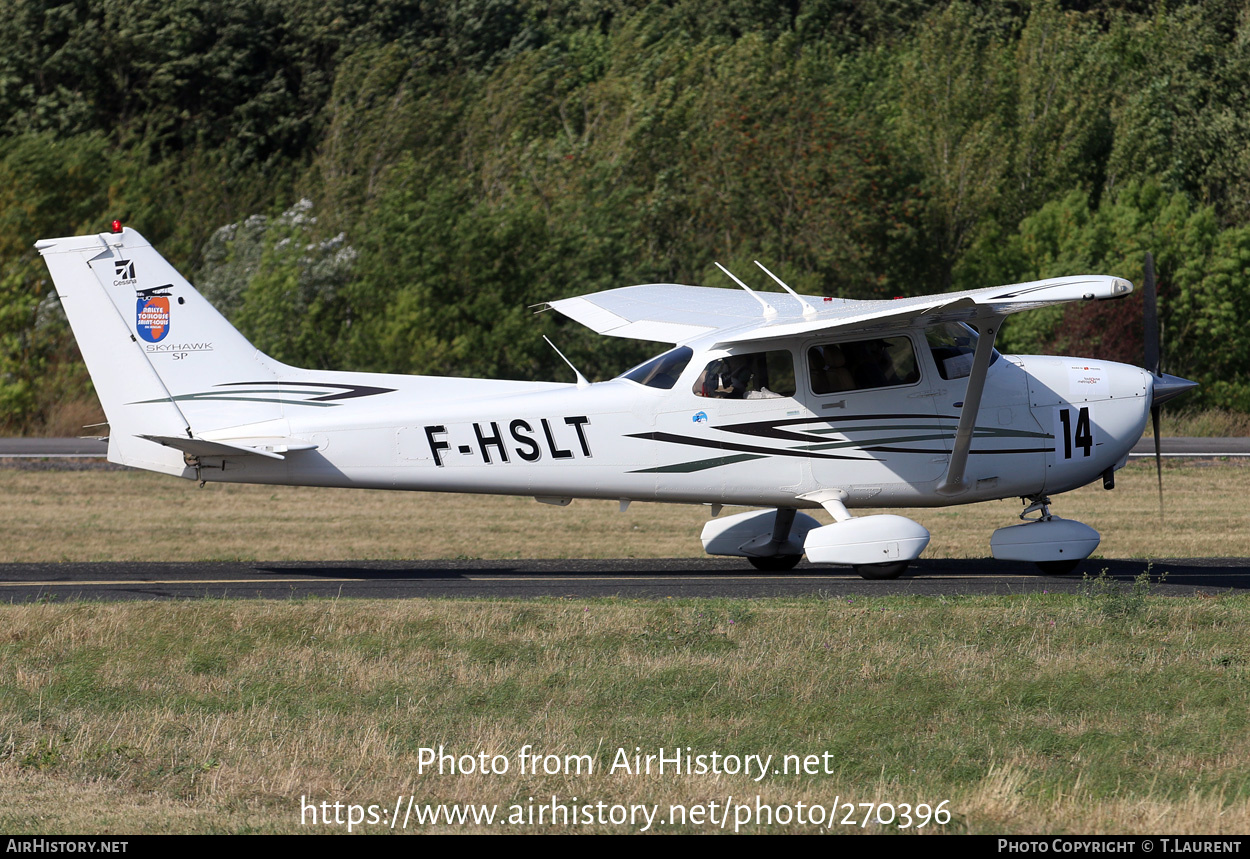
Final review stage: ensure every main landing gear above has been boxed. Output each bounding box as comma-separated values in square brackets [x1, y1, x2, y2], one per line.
[703, 507, 816, 573]
[748, 554, 803, 572]
[798, 490, 929, 580]
[853, 561, 912, 580]
[705, 493, 1100, 579]
[701, 492, 932, 580]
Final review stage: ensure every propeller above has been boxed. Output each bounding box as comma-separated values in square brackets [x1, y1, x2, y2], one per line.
[1142, 252, 1198, 517]
[1144, 252, 1163, 513]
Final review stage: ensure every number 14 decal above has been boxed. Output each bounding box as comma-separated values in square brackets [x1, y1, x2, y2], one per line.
[1056, 406, 1093, 459]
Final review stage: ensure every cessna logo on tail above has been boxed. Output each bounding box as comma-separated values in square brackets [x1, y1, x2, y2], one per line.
[113, 259, 137, 285]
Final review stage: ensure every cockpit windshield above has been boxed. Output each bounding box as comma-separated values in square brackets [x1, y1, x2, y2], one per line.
[619, 346, 693, 390]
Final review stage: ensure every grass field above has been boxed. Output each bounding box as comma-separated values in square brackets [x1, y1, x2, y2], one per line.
[1141, 408, 1250, 438]
[2, 461, 1250, 834]
[2, 593, 1250, 834]
[2, 460, 1249, 562]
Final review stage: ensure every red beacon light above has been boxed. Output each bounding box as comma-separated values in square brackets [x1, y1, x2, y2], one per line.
[110, 219, 123, 233]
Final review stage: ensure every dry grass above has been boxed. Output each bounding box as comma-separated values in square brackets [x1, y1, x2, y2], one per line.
[905, 460, 1250, 560]
[32, 398, 107, 438]
[1, 460, 1247, 562]
[1143, 408, 1250, 437]
[2, 597, 1250, 833]
[4, 461, 1249, 834]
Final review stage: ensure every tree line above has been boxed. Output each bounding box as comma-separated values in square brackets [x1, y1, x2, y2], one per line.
[2, 0, 1248, 431]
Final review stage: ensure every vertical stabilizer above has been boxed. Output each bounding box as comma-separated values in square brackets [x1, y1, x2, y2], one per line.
[37, 227, 290, 473]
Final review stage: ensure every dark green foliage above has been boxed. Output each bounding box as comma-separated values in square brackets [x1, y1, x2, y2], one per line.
[3, 0, 1250, 428]
[993, 182, 1250, 409]
[0, 133, 112, 426]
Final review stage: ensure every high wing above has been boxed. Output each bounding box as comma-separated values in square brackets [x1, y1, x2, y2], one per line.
[547, 274, 1133, 346]
[545, 284, 856, 344]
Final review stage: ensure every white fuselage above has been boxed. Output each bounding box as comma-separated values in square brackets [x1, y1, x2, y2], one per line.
[34, 226, 1152, 516]
[188, 333, 1151, 512]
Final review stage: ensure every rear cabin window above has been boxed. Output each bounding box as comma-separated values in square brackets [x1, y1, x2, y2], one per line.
[807, 336, 919, 394]
[693, 350, 796, 399]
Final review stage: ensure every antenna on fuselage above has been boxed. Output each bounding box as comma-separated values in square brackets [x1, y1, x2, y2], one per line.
[543, 336, 590, 388]
[714, 262, 776, 317]
[754, 260, 817, 317]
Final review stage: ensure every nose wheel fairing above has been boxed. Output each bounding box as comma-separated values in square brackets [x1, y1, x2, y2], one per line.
[990, 496, 1100, 573]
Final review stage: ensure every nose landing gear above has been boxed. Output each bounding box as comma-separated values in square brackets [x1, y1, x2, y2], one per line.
[990, 495, 1100, 575]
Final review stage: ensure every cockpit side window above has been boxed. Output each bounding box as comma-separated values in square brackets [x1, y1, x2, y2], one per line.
[925, 322, 999, 380]
[621, 346, 693, 389]
[808, 336, 919, 394]
[693, 350, 796, 399]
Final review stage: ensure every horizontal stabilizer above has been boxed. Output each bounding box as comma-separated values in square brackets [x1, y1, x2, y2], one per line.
[138, 435, 319, 461]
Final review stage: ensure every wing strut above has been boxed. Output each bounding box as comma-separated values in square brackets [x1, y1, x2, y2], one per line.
[936, 317, 1000, 496]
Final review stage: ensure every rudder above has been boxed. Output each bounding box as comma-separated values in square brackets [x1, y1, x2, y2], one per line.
[38, 227, 290, 473]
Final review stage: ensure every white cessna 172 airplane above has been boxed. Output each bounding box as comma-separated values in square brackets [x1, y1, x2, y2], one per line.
[38, 223, 1196, 578]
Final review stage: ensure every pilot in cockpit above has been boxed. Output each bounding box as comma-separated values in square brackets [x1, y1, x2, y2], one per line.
[697, 356, 753, 398]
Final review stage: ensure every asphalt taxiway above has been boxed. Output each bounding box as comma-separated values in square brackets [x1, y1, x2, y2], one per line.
[1, 557, 1246, 602]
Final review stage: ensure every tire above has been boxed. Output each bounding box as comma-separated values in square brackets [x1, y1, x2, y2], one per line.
[854, 561, 909, 580]
[748, 554, 802, 572]
[1035, 559, 1080, 575]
